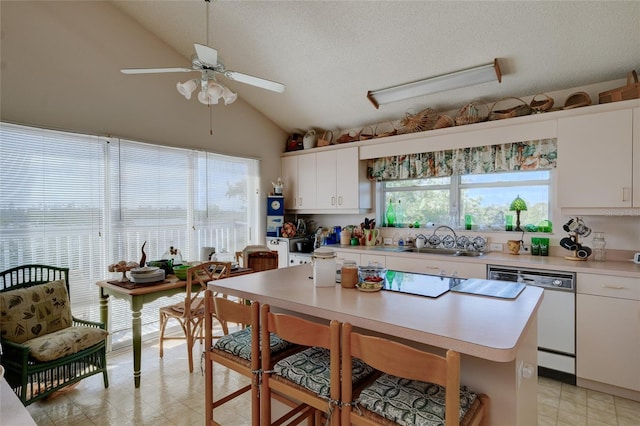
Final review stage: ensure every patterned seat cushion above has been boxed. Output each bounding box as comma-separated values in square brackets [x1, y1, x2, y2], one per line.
[213, 326, 291, 361]
[274, 347, 374, 398]
[357, 373, 478, 426]
[23, 326, 108, 362]
[0, 279, 72, 344]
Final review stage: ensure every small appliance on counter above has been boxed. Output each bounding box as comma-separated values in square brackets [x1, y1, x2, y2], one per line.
[560, 217, 592, 261]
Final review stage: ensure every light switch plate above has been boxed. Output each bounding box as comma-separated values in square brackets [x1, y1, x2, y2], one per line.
[489, 243, 503, 252]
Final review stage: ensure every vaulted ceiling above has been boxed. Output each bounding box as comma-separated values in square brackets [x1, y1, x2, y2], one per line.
[112, 0, 640, 134]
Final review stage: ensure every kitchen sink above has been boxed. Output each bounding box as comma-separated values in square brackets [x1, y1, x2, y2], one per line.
[406, 247, 485, 257]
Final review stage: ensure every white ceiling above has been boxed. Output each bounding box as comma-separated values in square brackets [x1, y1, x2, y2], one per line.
[112, 0, 640, 134]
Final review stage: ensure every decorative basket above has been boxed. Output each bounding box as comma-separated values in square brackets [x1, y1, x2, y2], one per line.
[530, 94, 555, 113]
[599, 70, 640, 104]
[489, 97, 532, 120]
[432, 114, 454, 129]
[373, 122, 398, 139]
[317, 130, 334, 147]
[454, 102, 488, 126]
[563, 92, 592, 110]
[285, 133, 304, 151]
[336, 126, 373, 144]
[397, 108, 436, 134]
[358, 125, 374, 141]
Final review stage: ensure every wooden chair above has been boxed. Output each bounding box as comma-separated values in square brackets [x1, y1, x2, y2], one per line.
[159, 261, 230, 373]
[341, 322, 489, 426]
[260, 304, 341, 426]
[0, 264, 109, 405]
[204, 291, 302, 426]
[246, 251, 278, 272]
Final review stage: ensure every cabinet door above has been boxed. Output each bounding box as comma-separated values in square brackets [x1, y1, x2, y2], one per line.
[316, 151, 337, 209]
[334, 250, 360, 264]
[385, 255, 485, 278]
[336, 147, 361, 210]
[577, 293, 640, 391]
[297, 154, 317, 209]
[281, 156, 298, 210]
[634, 108, 640, 207]
[557, 109, 633, 208]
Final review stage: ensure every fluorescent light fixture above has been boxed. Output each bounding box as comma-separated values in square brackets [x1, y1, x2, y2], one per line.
[367, 59, 502, 109]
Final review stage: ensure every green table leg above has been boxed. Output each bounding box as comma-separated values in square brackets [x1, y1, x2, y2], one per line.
[99, 289, 110, 350]
[132, 297, 143, 388]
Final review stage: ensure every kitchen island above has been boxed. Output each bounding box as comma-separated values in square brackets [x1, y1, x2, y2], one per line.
[208, 264, 544, 426]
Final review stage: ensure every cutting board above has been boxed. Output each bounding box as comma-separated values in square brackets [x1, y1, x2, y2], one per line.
[450, 279, 525, 299]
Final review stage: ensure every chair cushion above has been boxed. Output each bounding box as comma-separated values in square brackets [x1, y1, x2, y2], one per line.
[213, 326, 291, 361]
[24, 325, 108, 362]
[357, 373, 478, 426]
[0, 279, 72, 344]
[274, 347, 374, 398]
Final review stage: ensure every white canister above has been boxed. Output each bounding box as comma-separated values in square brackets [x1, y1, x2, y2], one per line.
[311, 248, 336, 287]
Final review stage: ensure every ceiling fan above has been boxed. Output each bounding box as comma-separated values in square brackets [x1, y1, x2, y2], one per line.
[121, 43, 285, 105]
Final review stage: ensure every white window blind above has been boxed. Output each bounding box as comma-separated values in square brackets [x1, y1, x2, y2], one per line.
[0, 123, 107, 320]
[1, 122, 259, 348]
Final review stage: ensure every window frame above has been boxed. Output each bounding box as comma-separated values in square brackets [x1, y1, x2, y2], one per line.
[381, 170, 552, 230]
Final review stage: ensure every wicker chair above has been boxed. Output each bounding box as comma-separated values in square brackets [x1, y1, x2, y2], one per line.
[0, 264, 109, 406]
[159, 261, 231, 373]
[246, 251, 278, 272]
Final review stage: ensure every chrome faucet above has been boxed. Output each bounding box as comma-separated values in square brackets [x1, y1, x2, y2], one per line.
[431, 225, 458, 247]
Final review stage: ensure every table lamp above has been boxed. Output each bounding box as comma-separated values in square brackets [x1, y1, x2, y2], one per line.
[509, 195, 527, 232]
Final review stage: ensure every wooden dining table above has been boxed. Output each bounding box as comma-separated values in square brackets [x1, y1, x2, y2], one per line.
[96, 267, 252, 388]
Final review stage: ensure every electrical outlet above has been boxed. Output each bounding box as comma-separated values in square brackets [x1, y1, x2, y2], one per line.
[489, 243, 503, 252]
[383, 237, 392, 245]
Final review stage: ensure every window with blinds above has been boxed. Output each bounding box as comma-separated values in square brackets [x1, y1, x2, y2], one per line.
[0, 123, 259, 348]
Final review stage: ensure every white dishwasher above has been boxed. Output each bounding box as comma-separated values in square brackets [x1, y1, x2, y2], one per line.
[487, 265, 577, 385]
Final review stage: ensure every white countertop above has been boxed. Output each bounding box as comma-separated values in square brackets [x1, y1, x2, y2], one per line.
[208, 265, 543, 363]
[1, 378, 37, 426]
[332, 244, 640, 279]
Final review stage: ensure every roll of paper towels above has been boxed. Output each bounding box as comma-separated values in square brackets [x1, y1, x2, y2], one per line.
[201, 247, 216, 261]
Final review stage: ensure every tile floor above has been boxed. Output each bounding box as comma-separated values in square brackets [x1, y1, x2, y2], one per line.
[25, 339, 640, 426]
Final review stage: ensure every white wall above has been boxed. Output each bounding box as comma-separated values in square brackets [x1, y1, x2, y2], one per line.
[0, 1, 287, 240]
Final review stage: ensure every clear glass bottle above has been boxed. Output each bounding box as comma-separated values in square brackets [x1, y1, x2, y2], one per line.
[396, 199, 404, 228]
[592, 232, 606, 261]
[385, 198, 396, 227]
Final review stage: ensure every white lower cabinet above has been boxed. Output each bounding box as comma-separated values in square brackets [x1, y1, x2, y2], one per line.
[384, 255, 485, 279]
[577, 273, 640, 392]
[333, 251, 385, 267]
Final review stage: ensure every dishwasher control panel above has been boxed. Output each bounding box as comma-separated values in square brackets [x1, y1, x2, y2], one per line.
[487, 265, 575, 291]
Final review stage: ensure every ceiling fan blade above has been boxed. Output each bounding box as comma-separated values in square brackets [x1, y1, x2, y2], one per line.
[224, 70, 285, 93]
[193, 44, 218, 66]
[121, 67, 194, 74]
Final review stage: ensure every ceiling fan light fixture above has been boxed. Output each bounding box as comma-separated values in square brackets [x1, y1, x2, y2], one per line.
[366, 59, 502, 109]
[176, 79, 198, 100]
[198, 89, 219, 105]
[221, 85, 238, 105]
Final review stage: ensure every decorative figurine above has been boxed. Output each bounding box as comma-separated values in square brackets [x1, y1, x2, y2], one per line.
[139, 241, 147, 268]
[272, 177, 283, 195]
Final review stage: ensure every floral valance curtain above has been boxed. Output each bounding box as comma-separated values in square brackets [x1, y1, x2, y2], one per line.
[367, 138, 557, 181]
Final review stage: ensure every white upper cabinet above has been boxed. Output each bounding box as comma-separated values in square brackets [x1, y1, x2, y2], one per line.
[316, 147, 370, 211]
[283, 147, 371, 213]
[281, 153, 316, 210]
[557, 109, 635, 208]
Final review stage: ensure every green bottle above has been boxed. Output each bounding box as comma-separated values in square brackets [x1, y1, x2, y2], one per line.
[385, 198, 396, 227]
